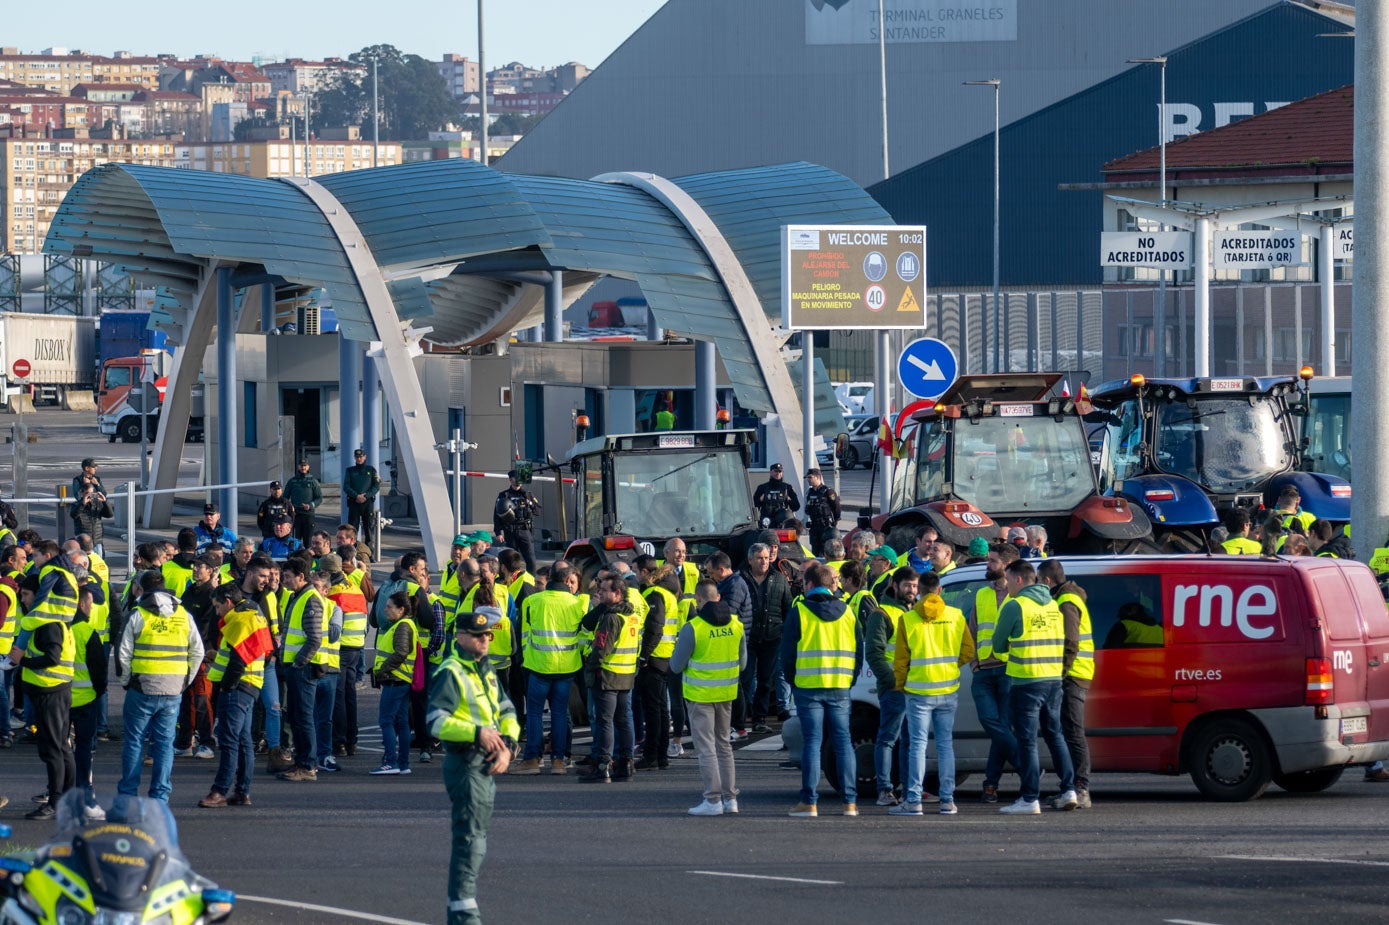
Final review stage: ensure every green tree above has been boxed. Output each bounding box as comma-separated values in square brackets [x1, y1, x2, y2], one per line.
[308, 44, 457, 141]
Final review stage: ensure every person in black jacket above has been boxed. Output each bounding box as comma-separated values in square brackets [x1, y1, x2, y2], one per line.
[753, 463, 800, 527]
[70, 577, 107, 808]
[634, 557, 682, 770]
[739, 542, 793, 732]
[706, 551, 752, 736]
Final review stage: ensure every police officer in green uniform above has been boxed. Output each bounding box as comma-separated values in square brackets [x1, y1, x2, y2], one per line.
[429, 610, 520, 925]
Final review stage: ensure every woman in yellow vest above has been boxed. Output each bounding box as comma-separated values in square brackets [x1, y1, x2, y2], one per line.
[890, 571, 973, 815]
[371, 591, 418, 775]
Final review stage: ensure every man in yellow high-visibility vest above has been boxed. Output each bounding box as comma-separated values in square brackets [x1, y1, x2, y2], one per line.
[671, 579, 746, 816]
[991, 559, 1077, 815]
[971, 541, 1019, 804]
[1038, 559, 1093, 810]
[578, 575, 641, 783]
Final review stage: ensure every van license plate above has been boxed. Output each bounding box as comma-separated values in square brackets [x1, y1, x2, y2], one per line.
[1341, 716, 1367, 736]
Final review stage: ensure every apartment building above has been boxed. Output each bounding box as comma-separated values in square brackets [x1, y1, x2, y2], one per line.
[1, 136, 180, 253]
[0, 49, 162, 95]
[180, 138, 402, 177]
[262, 58, 363, 96]
[438, 54, 479, 100]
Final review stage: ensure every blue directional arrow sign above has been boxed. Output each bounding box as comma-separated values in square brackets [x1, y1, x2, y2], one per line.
[897, 337, 959, 401]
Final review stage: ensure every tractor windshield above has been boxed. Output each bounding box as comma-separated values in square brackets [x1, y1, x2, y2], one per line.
[1153, 396, 1292, 492]
[942, 412, 1095, 513]
[612, 449, 754, 537]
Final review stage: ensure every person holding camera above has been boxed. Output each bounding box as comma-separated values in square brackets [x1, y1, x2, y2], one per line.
[71, 458, 114, 551]
[493, 470, 540, 573]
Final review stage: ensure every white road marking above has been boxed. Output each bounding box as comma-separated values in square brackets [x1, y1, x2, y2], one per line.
[688, 870, 843, 885]
[1164, 919, 1228, 925]
[236, 894, 429, 924]
[1217, 855, 1389, 868]
[741, 734, 784, 751]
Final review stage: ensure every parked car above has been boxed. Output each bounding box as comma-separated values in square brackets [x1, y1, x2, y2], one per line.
[816, 413, 878, 470]
[833, 381, 874, 416]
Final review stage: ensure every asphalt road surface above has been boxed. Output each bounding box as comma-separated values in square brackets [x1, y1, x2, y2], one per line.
[3, 687, 1386, 925]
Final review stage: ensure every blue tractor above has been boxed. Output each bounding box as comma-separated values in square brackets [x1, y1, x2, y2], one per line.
[1088, 373, 1351, 552]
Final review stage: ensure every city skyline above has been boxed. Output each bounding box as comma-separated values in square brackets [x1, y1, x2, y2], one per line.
[3, 0, 667, 69]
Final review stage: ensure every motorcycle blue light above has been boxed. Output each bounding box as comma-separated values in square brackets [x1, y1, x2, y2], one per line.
[0, 857, 31, 874]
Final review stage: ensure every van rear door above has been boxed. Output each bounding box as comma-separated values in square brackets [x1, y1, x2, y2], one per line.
[1306, 565, 1370, 740]
[1343, 566, 1389, 744]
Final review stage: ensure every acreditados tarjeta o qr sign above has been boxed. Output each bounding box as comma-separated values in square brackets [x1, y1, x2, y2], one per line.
[782, 225, 928, 330]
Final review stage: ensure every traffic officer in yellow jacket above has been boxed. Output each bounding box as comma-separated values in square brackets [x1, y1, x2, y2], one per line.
[890, 571, 973, 815]
[428, 609, 519, 925]
[1038, 560, 1093, 809]
[991, 559, 1077, 814]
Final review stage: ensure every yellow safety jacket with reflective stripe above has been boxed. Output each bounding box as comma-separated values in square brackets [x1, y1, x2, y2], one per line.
[1057, 591, 1094, 681]
[206, 605, 266, 692]
[70, 620, 98, 707]
[644, 585, 680, 659]
[877, 601, 906, 662]
[847, 589, 877, 617]
[1004, 595, 1065, 682]
[793, 600, 856, 689]
[900, 605, 967, 696]
[330, 581, 369, 649]
[508, 572, 536, 600]
[1222, 536, 1263, 555]
[683, 614, 743, 703]
[0, 582, 18, 657]
[33, 563, 79, 622]
[21, 614, 75, 688]
[284, 588, 332, 666]
[459, 582, 513, 669]
[436, 567, 463, 614]
[675, 561, 700, 598]
[344, 568, 366, 591]
[373, 618, 419, 683]
[88, 555, 111, 642]
[600, 608, 643, 676]
[130, 606, 192, 680]
[521, 590, 585, 675]
[316, 590, 341, 670]
[162, 560, 194, 599]
[974, 585, 1009, 663]
[429, 654, 521, 744]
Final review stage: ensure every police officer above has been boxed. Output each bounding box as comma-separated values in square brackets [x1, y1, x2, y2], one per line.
[753, 462, 800, 528]
[285, 458, 324, 545]
[256, 481, 294, 538]
[343, 449, 382, 545]
[494, 470, 541, 573]
[429, 610, 519, 925]
[803, 468, 841, 556]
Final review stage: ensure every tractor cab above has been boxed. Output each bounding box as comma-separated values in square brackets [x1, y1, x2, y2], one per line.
[1088, 371, 1350, 550]
[883, 373, 1151, 553]
[563, 429, 762, 575]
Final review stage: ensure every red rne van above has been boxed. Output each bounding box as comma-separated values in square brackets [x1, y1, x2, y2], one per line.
[934, 555, 1389, 800]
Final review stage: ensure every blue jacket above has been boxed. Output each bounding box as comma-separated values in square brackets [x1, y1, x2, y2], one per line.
[259, 535, 303, 559]
[195, 523, 237, 555]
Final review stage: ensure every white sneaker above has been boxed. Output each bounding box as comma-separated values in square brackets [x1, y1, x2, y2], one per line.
[82, 803, 107, 823]
[1053, 789, 1079, 811]
[722, 798, 739, 814]
[667, 741, 684, 759]
[193, 745, 215, 759]
[999, 797, 1042, 815]
[688, 799, 724, 817]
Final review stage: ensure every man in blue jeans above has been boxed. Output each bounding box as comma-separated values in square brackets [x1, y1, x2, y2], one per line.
[513, 562, 584, 775]
[781, 564, 862, 817]
[971, 542, 1018, 803]
[991, 558, 1077, 815]
[865, 567, 917, 805]
[117, 570, 204, 803]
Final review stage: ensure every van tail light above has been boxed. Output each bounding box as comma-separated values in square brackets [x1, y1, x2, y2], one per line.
[1306, 658, 1334, 705]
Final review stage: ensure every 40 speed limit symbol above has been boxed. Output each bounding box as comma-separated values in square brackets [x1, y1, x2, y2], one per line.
[865, 284, 886, 311]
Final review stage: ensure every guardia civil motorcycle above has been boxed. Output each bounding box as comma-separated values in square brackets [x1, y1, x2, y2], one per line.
[0, 789, 235, 925]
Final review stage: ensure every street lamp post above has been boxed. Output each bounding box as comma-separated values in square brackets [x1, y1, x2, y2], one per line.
[1129, 56, 1167, 375]
[479, 0, 489, 166]
[371, 57, 379, 169]
[965, 79, 1000, 373]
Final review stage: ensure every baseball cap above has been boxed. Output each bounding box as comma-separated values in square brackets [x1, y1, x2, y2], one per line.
[455, 609, 498, 635]
[470, 530, 494, 544]
[452, 533, 472, 547]
[269, 480, 282, 490]
[272, 512, 293, 525]
[297, 458, 310, 466]
[507, 468, 520, 479]
[354, 448, 366, 457]
[968, 537, 990, 557]
[867, 544, 898, 562]
[1006, 526, 1027, 543]
[770, 462, 784, 472]
[318, 553, 342, 574]
[204, 502, 220, 515]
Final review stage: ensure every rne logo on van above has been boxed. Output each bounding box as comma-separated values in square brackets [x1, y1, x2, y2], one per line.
[1170, 582, 1278, 640]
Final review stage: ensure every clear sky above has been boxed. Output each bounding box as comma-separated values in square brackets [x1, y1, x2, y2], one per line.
[3, 0, 668, 69]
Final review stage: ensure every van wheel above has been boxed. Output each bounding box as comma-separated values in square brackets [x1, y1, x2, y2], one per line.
[1273, 766, 1344, 793]
[824, 707, 880, 799]
[1187, 718, 1273, 801]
